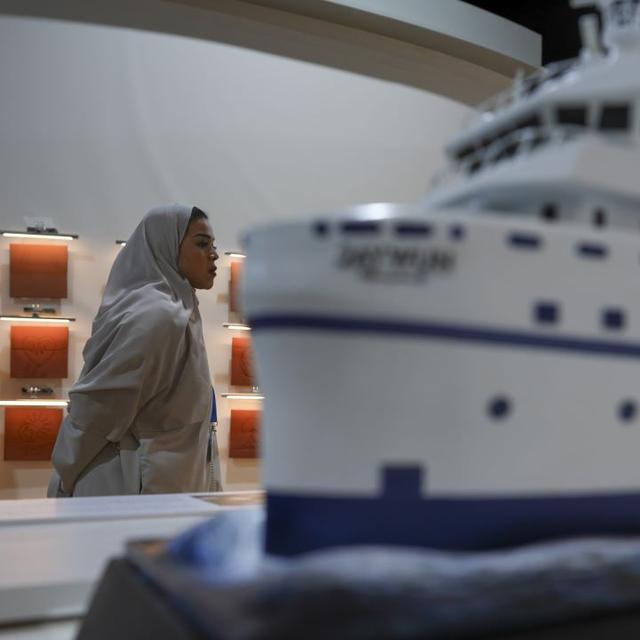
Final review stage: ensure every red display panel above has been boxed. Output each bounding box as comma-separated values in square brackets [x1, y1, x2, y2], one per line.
[4, 407, 63, 461]
[229, 409, 260, 458]
[10, 244, 68, 299]
[230, 336, 255, 387]
[11, 325, 69, 379]
[229, 261, 243, 314]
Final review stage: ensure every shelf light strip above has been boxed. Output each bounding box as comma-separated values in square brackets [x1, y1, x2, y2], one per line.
[225, 251, 246, 258]
[0, 316, 75, 323]
[2, 232, 77, 241]
[0, 400, 69, 407]
[221, 393, 264, 400]
[222, 323, 251, 331]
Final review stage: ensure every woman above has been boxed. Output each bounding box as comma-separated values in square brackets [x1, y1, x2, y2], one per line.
[48, 204, 222, 496]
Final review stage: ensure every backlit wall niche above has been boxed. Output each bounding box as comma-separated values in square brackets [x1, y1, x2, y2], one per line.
[10, 244, 68, 298]
[230, 336, 255, 387]
[4, 407, 63, 461]
[229, 409, 260, 458]
[225, 252, 262, 463]
[4, 240, 72, 461]
[10, 326, 69, 378]
[229, 260, 243, 314]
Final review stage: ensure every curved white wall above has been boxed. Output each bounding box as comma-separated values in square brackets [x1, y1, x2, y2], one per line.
[0, 14, 472, 497]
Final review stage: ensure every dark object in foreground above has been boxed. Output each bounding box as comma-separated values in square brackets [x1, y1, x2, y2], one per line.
[78, 511, 640, 639]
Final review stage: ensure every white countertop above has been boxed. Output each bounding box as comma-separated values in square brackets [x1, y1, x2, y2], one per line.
[0, 491, 264, 636]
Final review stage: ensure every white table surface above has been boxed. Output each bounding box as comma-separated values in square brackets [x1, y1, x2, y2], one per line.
[0, 491, 264, 636]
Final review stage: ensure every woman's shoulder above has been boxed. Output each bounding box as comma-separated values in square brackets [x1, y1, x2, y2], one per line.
[124, 295, 189, 343]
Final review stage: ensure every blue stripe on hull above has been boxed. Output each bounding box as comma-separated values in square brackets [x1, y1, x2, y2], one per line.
[249, 314, 640, 361]
[266, 491, 640, 556]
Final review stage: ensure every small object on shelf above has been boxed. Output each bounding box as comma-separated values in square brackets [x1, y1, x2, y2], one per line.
[10, 243, 68, 298]
[21, 385, 54, 397]
[115, 240, 127, 246]
[1, 305, 76, 323]
[23, 304, 55, 315]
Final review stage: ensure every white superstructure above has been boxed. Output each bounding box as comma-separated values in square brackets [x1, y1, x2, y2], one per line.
[242, 0, 640, 555]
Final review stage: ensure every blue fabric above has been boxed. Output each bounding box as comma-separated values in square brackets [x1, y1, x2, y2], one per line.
[150, 510, 640, 639]
[210, 388, 217, 424]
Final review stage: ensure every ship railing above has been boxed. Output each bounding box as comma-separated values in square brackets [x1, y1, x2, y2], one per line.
[463, 59, 579, 129]
[604, 0, 640, 30]
[430, 123, 586, 190]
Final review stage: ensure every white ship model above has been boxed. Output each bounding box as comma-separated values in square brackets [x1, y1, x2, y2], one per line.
[242, 0, 640, 555]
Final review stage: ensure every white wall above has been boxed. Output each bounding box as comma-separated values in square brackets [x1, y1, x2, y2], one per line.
[0, 13, 474, 497]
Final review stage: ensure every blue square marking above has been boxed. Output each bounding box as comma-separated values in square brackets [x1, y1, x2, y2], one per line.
[534, 301, 559, 325]
[381, 466, 423, 499]
[603, 308, 625, 331]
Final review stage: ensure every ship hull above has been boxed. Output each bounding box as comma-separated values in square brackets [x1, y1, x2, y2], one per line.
[267, 490, 640, 555]
[242, 206, 640, 555]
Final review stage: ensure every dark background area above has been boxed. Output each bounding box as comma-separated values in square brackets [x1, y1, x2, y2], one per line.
[463, 1, 598, 65]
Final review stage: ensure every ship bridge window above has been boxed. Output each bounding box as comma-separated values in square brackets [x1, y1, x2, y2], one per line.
[395, 223, 433, 237]
[534, 301, 560, 325]
[577, 242, 608, 259]
[599, 104, 631, 131]
[556, 106, 587, 127]
[507, 232, 543, 250]
[341, 221, 381, 234]
[602, 307, 626, 331]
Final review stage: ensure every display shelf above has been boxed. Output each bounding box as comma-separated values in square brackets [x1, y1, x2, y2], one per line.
[0, 399, 69, 408]
[221, 392, 264, 401]
[1, 314, 75, 323]
[1, 230, 78, 241]
[222, 322, 251, 331]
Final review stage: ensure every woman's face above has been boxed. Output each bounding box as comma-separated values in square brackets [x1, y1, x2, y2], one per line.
[178, 218, 218, 289]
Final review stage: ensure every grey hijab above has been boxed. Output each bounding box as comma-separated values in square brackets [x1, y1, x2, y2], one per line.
[50, 205, 213, 494]
[91, 204, 197, 359]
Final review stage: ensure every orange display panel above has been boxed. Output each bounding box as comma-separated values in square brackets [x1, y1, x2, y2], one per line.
[229, 409, 260, 458]
[229, 261, 243, 314]
[10, 243, 68, 299]
[230, 336, 255, 387]
[11, 325, 69, 379]
[4, 407, 63, 461]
